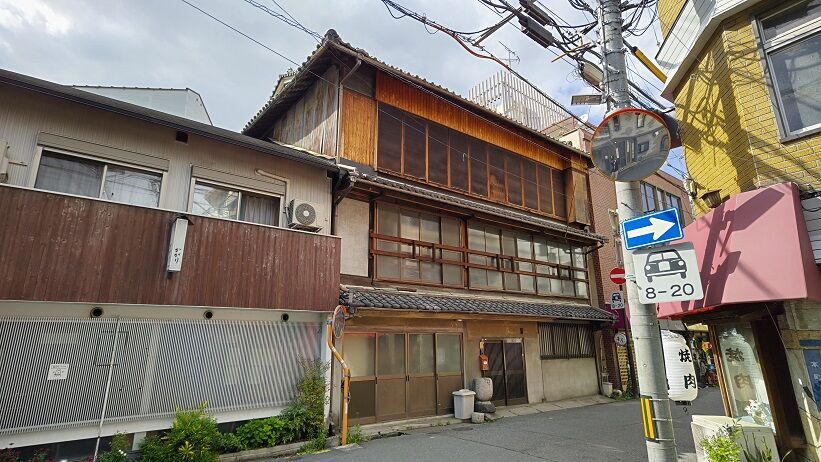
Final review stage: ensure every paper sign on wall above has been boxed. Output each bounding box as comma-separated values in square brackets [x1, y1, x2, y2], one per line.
[47, 363, 69, 381]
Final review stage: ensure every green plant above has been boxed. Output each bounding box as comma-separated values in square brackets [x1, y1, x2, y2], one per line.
[99, 434, 130, 462]
[235, 416, 295, 449]
[213, 432, 246, 454]
[140, 403, 220, 462]
[25, 449, 50, 462]
[346, 425, 365, 445]
[297, 429, 327, 455]
[284, 359, 329, 440]
[700, 424, 741, 462]
[0, 450, 20, 462]
[740, 432, 773, 462]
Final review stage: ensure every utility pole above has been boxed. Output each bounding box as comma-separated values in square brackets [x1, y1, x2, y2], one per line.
[599, 0, 678, 460]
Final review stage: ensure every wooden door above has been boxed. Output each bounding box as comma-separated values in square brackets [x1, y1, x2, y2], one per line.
[435, 333, 464, 415]
[376, 333, 407, 421]
[484, 341, 507, 405]
[407, 333, 437, 417]
[504, 341, 528, 405]
[346, 333, 376, 425]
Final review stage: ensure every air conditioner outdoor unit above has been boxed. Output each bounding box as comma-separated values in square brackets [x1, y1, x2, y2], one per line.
[690, 415, 778, 462]
[286, 199, 322, 232]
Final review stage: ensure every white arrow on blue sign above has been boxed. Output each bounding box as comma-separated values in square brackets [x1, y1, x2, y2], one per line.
[621, 208, 683, 250]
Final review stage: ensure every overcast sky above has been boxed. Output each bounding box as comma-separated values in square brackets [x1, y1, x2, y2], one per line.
[0, 0, 684, 177]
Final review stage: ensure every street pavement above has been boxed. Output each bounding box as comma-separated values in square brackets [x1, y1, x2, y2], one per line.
[290, 387, 724, 462]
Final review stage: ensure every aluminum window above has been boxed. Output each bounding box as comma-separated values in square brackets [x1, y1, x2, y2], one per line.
[757, 0, 821, 138]
[34, 150, 162, 207]
[191, 180, 281, 226]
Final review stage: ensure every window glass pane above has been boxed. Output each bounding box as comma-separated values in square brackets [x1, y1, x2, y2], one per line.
[377, 104, 402, 173]
[562, 279, 575, 296]
[488, 147, 506, 202]
[770, 33, 821, 133]
[409, 334, 435, 374]
[504, 272, 520, 291]
[534, 238, 549, 262]
[762, 0, 821, 40]
[523, 160, 538, 210]
[420, 214, 440, 243]
[576, 281, 589, 298]
[559, 243, 572, 266]
[35, 151, 103, 198]
[377, 334, 405, 376]
[469, 139, 488, 197]
[538, 166, 554, 214]
[403, 114, 427, 179]
[449, 132, 469, 191]
[441, 217, 461, 246]
[537, 277, 551, 294]
[520, 275, 536, 293]
[506, 152, 523, 206]
[436, 334, 462, 374]
[346, 334, 375, 377]
[376, 255, 401, 279]
[501, 230, 517, 256]
[443, 263, 463, 286]
[547, 242, 560, 264]
[192, 183, 239, 220]
[572, 247, 586, 268]
[657, 188, 667, 210]
[717, 324, 774, 430]
[428, 122, 449, 185]
[377, 204, 400, 237]
[420, 261, 441, 282]
[400, 211, 420, 255]
[240, 192, 279, 226]
[549, 278, 563, 295]
[403, 256, 421, 280]
[103, 164, 161, 207]
[552, 169, 567, 218]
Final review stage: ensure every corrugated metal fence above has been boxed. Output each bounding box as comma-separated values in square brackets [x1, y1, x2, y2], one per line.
[0, 317, 320, 436]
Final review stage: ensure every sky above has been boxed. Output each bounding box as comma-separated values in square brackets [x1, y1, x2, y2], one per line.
[0, 0, 685, 177]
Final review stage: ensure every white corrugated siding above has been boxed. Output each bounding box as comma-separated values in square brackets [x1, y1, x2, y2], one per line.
[0, 84, 333, 233]
[803, 196, 821, 263]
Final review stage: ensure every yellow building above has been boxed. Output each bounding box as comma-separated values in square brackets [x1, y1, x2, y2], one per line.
[654, 0, 821, 460]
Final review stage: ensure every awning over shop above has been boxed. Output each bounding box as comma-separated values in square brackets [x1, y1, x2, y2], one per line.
[658, 182, 821, 319]
[341, 286, 614, 321]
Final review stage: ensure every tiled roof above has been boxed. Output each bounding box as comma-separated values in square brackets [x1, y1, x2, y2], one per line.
[243, 30, 590, 160]
[341, 287, 615, 321]
[358, 173, 607, 243]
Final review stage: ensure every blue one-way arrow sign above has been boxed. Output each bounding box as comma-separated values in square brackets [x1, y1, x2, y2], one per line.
[621, 208, 683, 250]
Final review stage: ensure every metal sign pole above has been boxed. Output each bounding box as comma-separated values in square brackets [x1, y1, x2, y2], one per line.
[599, 0, 678, 459]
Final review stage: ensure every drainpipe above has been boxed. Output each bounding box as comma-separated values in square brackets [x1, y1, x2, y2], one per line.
[327, 305, 351, 445]
[93, 316, 122, 462]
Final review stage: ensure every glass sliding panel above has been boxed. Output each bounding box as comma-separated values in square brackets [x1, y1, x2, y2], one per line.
[552, 169, 567, 218]
[376, 255, 401, 279]
[502, 230, 519, 291]
[376, 204, 401, 279]
[469, 139, 488, 197]
[572, 247, 587, 269]
[538, 165, 554, 214]
[403, 114, 427, 179]
[559, 243, 572, 266]
[377, 104, 403, 173]
[428, 122, 449, 185]
[467, 225, 488, 287]
[717, 324, 774, 429]
[518, 235, 535, 293]
[409, 334, 435, 374]
[377, 333, 406, 376]
[441, 217, 463, 285]
[522, 159, 538, 210]
[240, 192, 279, 226]
[449, 132, 469, 191]
[488, 147, 506, 202]
[485, 227, 503, 289]
[346, 334, 375, 377]
[35, 151, 103, 198]
[505, 152, 523, 206]
[575, 281, 589, 298]
[769, 33, 821, 133]
[436, 334, 462, 374]
[192, 183, 239, 220]
[400, 211, 420, 280]
[103, 165, 162, 207]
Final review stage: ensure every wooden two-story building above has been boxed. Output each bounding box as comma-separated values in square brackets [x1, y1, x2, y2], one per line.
[244, 31, 614, 425]
[0, 69, 340, 456]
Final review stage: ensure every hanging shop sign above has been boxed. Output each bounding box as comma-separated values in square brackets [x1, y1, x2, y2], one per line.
[661, 330, 698, 402]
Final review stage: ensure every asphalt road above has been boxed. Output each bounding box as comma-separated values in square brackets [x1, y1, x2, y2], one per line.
[291, 387, 724, 462]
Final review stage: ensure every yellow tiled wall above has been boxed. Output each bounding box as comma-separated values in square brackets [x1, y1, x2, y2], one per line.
[672, 13, 821, 215]
[658, 0, 688, 37]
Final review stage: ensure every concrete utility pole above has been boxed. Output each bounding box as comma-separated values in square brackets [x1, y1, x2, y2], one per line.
[599, 0, 678, 460]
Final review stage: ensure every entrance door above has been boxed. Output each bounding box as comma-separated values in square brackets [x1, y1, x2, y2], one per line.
[376, 333, 407, 421]
[435, 333, 464, 415]
[407, 333, 436, 417]
[483, 339, 527, 406]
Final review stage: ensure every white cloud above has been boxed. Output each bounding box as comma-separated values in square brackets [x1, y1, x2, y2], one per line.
[0, 0, 72, 35]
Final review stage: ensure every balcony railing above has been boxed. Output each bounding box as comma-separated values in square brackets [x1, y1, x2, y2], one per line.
[0, 186, 340, 311]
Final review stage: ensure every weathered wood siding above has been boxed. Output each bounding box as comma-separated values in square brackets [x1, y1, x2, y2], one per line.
[0, 186, 340, 310]
[566, 169, 592, 226]
[271, 66, 339, 157]
[0, 84, 333, 233]
[339, 89, 377, 166]
[375, 72, 587, 171]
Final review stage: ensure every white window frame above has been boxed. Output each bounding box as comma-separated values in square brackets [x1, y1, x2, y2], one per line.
[755, 1, 821, 140]
[29, 146, 167, 207]
[187, 177, 284, 227]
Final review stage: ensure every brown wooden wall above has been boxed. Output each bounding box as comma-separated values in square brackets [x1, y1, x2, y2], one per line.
[340, 89, 376, 165]
[374, 72, 587, 171]
[0, 187, 340, 311]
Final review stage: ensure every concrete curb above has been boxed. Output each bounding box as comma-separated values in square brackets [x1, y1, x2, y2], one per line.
[217, 436, 336, 461]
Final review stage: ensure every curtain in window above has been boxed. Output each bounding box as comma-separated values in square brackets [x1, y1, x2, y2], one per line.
[103, 165, 161, 207]
[35, 151, 103, 198]
[770, 34, 821, 133]
[240, 193, 279, 226]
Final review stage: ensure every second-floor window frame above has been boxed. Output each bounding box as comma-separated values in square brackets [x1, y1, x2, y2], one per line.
[755, 0, 821, 140]
[640, 181, 684, 222]
[188, 177, 284, 227]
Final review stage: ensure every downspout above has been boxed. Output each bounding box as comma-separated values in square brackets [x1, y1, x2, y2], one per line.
[327, 305, 351, 445]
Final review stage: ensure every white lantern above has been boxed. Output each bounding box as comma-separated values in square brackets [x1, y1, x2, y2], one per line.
[661, 330, 698, 402]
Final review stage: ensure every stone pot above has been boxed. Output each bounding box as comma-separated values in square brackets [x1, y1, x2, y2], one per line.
[472, 377, 493, 402]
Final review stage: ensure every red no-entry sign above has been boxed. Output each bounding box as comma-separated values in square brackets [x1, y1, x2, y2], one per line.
[610, 267, 626, 285]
